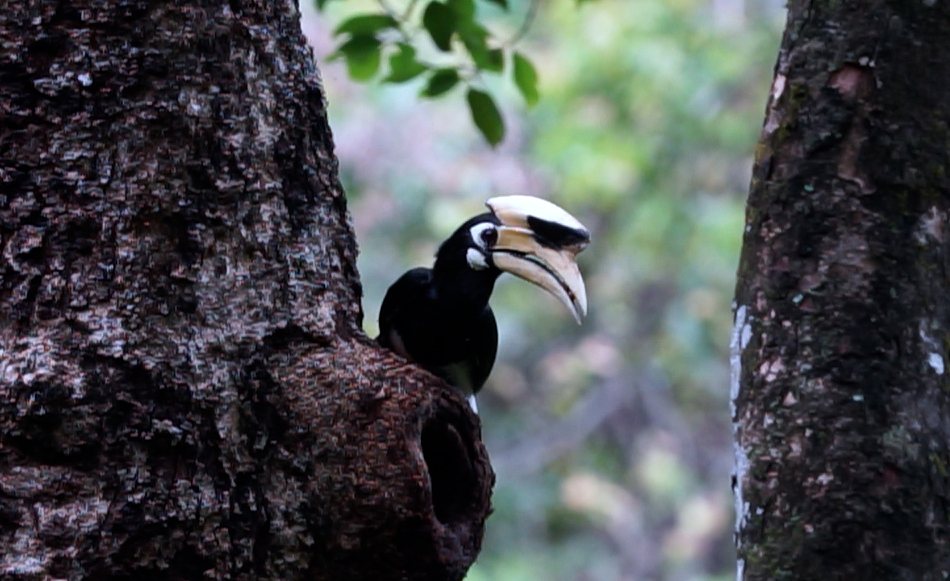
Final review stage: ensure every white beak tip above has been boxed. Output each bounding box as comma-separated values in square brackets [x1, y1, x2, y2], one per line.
[573, 280, 588, 324]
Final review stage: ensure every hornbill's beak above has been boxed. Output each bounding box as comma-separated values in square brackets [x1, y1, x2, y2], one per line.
[486, 196, 591, 324]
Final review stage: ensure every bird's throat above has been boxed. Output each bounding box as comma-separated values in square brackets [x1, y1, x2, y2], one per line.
[431, 265, 499, 314]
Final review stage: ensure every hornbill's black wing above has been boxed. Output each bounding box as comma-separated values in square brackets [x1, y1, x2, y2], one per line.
[377, 267, 433, 358]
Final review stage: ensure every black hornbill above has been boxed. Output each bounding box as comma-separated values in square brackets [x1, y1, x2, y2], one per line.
[377, 195, 590, 411]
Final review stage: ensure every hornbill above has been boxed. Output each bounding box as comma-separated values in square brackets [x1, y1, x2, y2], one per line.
[377, 195, 590, 411]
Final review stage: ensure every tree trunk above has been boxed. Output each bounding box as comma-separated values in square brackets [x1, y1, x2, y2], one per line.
[0, 1, 492, 580]
[733, 1, 950, 579]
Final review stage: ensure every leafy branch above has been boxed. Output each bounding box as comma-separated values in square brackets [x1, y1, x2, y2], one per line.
[317, 0, 543, 146]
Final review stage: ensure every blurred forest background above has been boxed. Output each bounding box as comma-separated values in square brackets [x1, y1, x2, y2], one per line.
[303, 1, 783, 579]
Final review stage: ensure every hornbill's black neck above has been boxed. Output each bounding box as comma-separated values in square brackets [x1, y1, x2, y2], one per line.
[426, 213, 503, 314]
[431, 250, 501, 314]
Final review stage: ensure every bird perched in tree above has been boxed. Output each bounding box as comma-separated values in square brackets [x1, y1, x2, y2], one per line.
[377, 195, 590, 411]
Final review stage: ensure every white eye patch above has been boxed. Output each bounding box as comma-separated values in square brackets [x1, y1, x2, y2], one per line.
[469, 222, 496, 250]
[466, 248, 489, 270]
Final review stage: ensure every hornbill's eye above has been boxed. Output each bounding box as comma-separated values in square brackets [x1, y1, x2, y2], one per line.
[469, 223, 497, 250]
[480, 227, 497, 248]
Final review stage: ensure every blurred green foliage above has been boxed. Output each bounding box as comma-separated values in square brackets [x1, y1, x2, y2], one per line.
[304, 0, 782, 578]
[319, 0, 550, 145]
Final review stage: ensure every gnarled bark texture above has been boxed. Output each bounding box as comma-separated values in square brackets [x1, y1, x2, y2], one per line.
[0, 0, 493, 579]
[734, 1, 950, 580]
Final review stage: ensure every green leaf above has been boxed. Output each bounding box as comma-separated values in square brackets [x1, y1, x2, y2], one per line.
[448, 0, 476, 20]
[384, 44, 428, 83]
[333, 14, 398, 37]
[513, 52, 539, 106]
[315, 0, 334, 9]
[423, 2, 456, 51]
[459, 21, 501, 71]
[332, 35, 382, 81]
[421, 68, 460, 97]
[482, 48, 504, 73]
[481, 0, 508, 7]
[467, 88, 505, 146]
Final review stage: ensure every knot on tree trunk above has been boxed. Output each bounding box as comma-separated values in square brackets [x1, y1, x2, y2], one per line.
[279, 337, 494, 580]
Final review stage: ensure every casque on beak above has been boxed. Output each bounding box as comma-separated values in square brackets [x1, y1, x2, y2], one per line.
[486, 196, 591, 324]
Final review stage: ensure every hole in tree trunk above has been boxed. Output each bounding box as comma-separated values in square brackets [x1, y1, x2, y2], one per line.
[421, 415, 476, 525]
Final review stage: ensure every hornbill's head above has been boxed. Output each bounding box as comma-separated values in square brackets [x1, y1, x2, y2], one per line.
[435, 195, 591, 323]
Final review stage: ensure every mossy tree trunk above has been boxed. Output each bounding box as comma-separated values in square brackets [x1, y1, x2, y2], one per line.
[0, 0, 492, 579]
[733, 1, 950, 579]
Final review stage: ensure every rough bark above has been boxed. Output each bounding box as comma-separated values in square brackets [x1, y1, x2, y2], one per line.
[0, 0, 493, 580]
[733, 1, 950, 580]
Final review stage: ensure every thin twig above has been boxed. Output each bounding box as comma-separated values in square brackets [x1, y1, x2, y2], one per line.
[376, 0, 415, 45]
[403, 0, 420, 20]
[376, 0, 396, 16]
[489, 377, 637, 478]
[505, 0, 540, 47]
